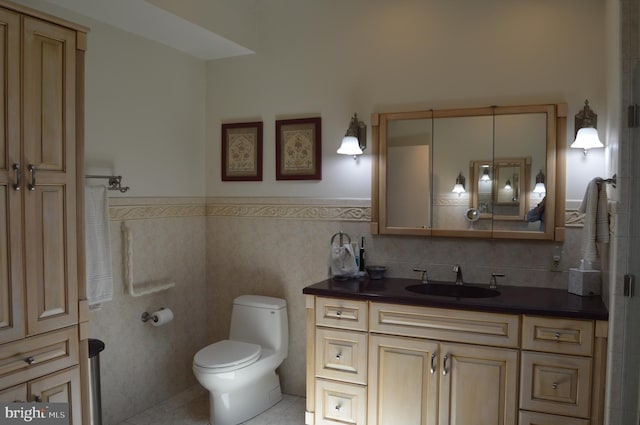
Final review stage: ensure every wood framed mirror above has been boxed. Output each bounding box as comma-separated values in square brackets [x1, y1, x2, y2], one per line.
[370, 103, 566, 241]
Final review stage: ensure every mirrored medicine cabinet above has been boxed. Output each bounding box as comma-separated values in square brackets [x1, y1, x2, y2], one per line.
[370, 103, 567, 241]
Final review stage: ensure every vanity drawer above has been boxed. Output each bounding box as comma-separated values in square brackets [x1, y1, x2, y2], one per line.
[0, 327, 79, 390]
[316, 297, 368, 331]
[520, 351, 592, 418]
[369, 302, 520, 348]
[522, 316, 594, 356]
[315, 379, 366, 425]
[519, 410, 590, 425]
[315, 328, 367, 385]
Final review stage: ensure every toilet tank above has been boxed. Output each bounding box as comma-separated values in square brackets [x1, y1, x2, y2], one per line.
[230, 295, 288, 357]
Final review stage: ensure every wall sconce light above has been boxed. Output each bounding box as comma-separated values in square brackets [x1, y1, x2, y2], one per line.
[480, 166, 491, 181]
[533, 169, 546, 196]
[337, 113, 367, 159]
[451, 172, 466, 195]
[504, 179, 512, 191]
[571, 99, 604, 156]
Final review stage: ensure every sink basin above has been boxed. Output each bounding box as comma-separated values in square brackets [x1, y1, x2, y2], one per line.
[405, 282, 500, 298]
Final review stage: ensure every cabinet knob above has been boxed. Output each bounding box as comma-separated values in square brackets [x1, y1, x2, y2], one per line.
[335, 311, 342, 317]
[554, 332, 561, 340]
[335, 404, 341, 411]
[552, 382, 558, 390]
[25, 356, 35, 365]
[335, 352, 342, 360]
[34, 396, 42, 403]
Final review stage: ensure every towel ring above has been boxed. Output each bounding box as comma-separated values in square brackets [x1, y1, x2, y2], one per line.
[331, 231, 351, 246]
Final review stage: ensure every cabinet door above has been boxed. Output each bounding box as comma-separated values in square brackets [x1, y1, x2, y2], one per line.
[22, 17, 78, 335]
[0, 384, 27, 403]
[368, 334, 439, 425]
[439, 342, 518, 425]
[29, 366, 81, 425]
[0, 8, 24, 344]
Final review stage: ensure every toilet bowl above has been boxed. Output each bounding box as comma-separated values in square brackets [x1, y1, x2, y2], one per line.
[193, 295, 288, 425]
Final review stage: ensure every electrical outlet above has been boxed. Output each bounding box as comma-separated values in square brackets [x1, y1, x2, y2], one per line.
[550, 255, 561, 272]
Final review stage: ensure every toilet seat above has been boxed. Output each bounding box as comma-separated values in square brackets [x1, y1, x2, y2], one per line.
[194, 340, 261, 372]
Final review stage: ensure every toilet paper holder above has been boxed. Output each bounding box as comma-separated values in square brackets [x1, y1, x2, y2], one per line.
[141, 307, 168, 324]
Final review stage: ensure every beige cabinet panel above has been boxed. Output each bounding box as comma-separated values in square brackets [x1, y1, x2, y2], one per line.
[22, 16, 78, 336]
[315, 379, 366, 425]
[0, 383, 27, 402]
[439, 342, 519, 425]
[519, 410, 590, 425]
[522, 316, 594, 356]
[0, 7, 24, 345]
[316, 328, 367, 385]
[316, 297, 368, 331]
[520, 351, 592, 418]
[29, 366, 81, 424]
[370, 302, 520, 348]
[368, 334, 439, 425]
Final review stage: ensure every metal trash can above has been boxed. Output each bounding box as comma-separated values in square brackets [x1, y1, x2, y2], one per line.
[88, 339, 105, 425]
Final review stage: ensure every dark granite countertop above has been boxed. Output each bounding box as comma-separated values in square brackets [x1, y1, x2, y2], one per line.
[303, 277, 609, 321]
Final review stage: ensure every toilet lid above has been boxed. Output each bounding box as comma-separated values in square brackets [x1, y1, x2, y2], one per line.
[194, 340, 261, 369]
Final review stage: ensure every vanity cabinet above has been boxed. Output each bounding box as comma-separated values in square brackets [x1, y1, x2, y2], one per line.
[305, 295, 608, 425]
[0, 2, 87, 422]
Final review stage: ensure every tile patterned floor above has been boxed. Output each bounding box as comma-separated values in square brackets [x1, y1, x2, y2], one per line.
[117, 385, 305, 425]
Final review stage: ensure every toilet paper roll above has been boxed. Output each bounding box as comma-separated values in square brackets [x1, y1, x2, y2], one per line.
[151, 308, 174, 327]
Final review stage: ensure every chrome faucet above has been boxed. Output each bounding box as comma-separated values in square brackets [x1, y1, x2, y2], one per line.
[413, 268, 429, 284]
[453, 264, 464, 285]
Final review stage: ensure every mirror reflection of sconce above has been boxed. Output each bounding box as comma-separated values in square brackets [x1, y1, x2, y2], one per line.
[533, 169, 546, 197]
[451, 172, 466, 195]
[480, 166, 491, 181]
[337, 113, 367, 159]
[571, 99, 603, 156]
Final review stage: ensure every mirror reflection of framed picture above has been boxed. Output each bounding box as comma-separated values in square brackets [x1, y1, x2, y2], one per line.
[221, 121, 263, 181]
[275, 117, 321, 180]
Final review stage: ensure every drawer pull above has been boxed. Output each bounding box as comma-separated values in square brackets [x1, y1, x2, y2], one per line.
[12, 163, 20, 191]
[25, 356, 35, 365]
[442, 354, 449, 376]
[554, 332, 561, 340]
[336, 311, 342, 317]
[430, 353, 437, 374]
[335, 352, 342, 360]
[34, 396, 42, 403]
[335, 404, 341, 411]
[552, 382, 558, 390]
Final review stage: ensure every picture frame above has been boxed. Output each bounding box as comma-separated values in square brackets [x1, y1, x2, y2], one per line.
[221, 121, 263, 181]
[275, 117, 322, 180]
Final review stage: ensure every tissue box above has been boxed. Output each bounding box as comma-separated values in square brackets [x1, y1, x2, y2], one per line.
[568, 268, 601, 296]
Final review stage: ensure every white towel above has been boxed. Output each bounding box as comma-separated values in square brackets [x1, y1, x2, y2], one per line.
[330, 242, 358, 277]
[85, 185, 113, 306]
[578, 178, 610, 262]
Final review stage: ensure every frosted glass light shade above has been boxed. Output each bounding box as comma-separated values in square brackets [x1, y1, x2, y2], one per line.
[452, 183, 466, 194]
[571, 127, 603, 150]
[337, 136, 363, 156]
[533, 182, 546, 194]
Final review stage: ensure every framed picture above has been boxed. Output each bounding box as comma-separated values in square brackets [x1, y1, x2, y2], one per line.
[221, 121, 263, 181]
[276, 117, 322, 180]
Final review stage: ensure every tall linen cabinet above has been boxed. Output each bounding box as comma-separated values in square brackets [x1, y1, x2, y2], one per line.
[0, 1, 89, 423]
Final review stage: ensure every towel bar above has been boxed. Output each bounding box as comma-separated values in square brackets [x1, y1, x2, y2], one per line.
[86, 174, 130, 193]
[596, 174, 616, 189]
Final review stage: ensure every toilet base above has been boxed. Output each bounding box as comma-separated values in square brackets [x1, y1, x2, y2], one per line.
[208, 370, 282, 425]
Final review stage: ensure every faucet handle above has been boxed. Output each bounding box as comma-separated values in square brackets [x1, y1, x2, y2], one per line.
[413, 268, 429, 284]
[490, 273, 505, 289]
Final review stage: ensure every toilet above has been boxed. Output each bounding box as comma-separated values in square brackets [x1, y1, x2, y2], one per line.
[193, 295, 288, 425]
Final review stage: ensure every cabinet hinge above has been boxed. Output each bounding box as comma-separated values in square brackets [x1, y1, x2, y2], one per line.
[624, 274, 635, 298]
[628, 104, 640, 128]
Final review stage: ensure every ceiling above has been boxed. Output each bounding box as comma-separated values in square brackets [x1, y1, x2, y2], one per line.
[43, 0, 254, 60]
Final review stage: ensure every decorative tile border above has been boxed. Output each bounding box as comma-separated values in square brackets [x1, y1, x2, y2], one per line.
[206, 203, 371, 221]
[108, 196, 587, 226]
